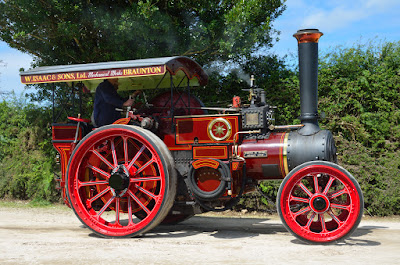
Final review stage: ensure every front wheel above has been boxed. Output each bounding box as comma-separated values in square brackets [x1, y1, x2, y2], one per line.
[277, 161, 363, 244]
[66, 125, 176, 238]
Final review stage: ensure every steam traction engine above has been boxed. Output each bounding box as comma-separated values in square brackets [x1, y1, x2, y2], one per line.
[20, 29, 363, 243]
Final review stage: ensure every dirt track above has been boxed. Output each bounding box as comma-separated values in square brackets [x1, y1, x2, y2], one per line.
[1, 205, 400, 265]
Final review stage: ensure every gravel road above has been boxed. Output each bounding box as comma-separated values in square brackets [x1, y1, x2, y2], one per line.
[1, 204, 400, 265]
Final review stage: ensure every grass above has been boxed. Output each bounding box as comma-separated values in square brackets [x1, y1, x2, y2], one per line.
[0, 198, 66, 210]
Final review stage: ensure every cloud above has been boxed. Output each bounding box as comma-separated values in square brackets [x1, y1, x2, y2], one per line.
[302, 6, 367, 32]
[366, 0, 400, 9]
[270, 0, 400, 59]
[301, 0, 400, 32]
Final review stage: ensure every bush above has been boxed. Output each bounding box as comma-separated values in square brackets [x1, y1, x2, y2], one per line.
[252, 40, 400, 216]
[0, 96, 59, 202]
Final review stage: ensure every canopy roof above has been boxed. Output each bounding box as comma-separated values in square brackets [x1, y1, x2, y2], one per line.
[20, 56, 208, 92]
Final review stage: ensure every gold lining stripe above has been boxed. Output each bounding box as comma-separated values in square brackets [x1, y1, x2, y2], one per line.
[283, 133, 289, 175]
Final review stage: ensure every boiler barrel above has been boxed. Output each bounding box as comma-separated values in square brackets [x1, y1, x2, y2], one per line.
[237, 130, 337, 180]
[238, 132, 288, 180]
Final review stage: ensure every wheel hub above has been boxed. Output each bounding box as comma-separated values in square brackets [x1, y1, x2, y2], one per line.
[109, 165, 130, 197]
[310, 194, 330, 213]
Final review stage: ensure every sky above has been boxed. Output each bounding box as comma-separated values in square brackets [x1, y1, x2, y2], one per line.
[1, 0, 400, 96]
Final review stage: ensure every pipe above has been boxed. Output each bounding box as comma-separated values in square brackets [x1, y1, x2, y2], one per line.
[293, 29, 323, 135]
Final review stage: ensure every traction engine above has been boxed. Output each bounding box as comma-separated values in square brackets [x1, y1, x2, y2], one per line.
[20, 29, 364, 243]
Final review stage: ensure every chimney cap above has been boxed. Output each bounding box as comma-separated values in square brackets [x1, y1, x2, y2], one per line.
[293, 29, 323, 43]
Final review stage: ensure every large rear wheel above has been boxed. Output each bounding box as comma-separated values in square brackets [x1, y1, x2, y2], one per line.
[66, 125, 176, 238]
[277, 161, 363, 244]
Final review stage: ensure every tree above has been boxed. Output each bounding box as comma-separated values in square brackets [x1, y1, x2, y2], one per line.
[0, 96, 58, 202]
[0, 0, 285, 67]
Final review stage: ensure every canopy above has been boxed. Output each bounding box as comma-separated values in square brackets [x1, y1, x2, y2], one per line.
[20, 56, 208, 92]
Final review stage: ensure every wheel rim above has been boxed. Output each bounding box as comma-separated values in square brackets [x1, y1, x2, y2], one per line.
[279, 164, 362, 242]
[67, 127, 168, 237]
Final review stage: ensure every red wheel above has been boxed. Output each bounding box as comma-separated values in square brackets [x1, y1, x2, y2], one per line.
[66, 124, 176, 238]
[277, 161, 363, 243]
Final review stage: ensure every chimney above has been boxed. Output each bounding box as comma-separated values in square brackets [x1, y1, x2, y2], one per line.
[293, 29, 323, 135]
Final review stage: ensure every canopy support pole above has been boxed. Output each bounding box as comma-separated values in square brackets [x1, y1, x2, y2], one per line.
[78, 82, 83, 116]
[170, 73, 175, 133]
[71, 82, 75, 116]
[187, 76, 191, 115]
[154, 71, 168, 90]
[52, 84, 55, 123]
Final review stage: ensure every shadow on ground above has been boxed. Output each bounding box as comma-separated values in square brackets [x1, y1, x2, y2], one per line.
[147, 216, 288, 239]
[86, 215, 385, 246]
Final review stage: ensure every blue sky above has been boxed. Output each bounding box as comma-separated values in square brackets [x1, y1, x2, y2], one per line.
[1, 0, 400, 95]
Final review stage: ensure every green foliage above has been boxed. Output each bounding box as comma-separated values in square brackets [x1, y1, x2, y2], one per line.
[194, 54, 298, 120]
[0, 0, 285, 66]
[0, 95, 59, 202]
[0, 0, 285, 111]
[318, 41, 400, 153]
[254, 40, 400, 216]
[243, 54, 300, 124]
[337, 137, 400, 216]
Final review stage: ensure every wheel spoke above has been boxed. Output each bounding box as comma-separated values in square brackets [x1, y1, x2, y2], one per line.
[130, 176, 161, 183]
[322, 176, 335, 195]
[110, 138, 118, 167]
[123, 137, 129, 165]
[135, 184, 158, 199]
[134, 158, 155, 176]
[330, 188, 347, 199]
[331, 203, 350, 211]
[87, 187, 111, 207]
[115, 197, 121, 225]
[293, 206, 311, 217]
[127, 190, 151, 215]
[87, 164, 111, 179]
[97, 196, 115, 218]
[319, 214, 328, 233]
[305, 212, 316, 229]
[298, 182, 313, 197]
[328, 210, 344, 226]
[91, 149, 114, 170]
[127, 196, 134, 225]
[313, 174, 319, 193]
[290, 195, 309, 203]
[127, 145, 146, 170]
[78, 179, 108, 188]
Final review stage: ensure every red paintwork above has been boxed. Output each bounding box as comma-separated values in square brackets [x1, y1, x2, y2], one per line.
[193, 146, 228, 160]
[52, 124, 84, 206]
[238, 132, 287, 180]
[230, 159, 247, 196]
[192, 159, 220, 169]
[194, 167, 221, 192]
[52, 142, 71, 206]
[175, 115, 239, 145]
[53, 124, 82, 142]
